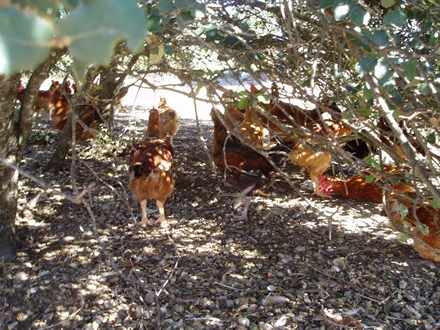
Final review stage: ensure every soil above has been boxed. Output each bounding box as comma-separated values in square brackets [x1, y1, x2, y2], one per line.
[1, 106, 439, 330]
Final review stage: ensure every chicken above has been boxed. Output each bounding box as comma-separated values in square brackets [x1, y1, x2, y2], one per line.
[49, 82, 129, 141]
[146, 108, 160, 138]
[261, 83, 324, 141]
[223, 103, 245, 130]
[222, 85, 267, 148]
[249, 82, 264, 94]
[62, 81, 74, 97]
[319, 165, 415, 203]
[238, 106, 267, 148]
[245, 84, 352, 196]
[156, 97, 180, 145]
[129, 139, 175, 226]
[288, 119, 352, 196]
[211, 108, 291, 221]
[17, 80, 60, 115]
[318, 99, 374, 160]
[49, 86, 100, 141]
[387, 199, 440, 262]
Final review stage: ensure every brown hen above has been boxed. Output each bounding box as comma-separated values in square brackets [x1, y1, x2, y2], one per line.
[211, 108, 291, 220]
[288, 120, 352, 196]
[388, 199, 440, 262]
[129, 139, 175, 226]
[156, 97, 180, 145]
[319, 165, 415, 202]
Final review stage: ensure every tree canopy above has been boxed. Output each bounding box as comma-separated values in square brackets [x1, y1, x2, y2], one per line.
[1, 1, 440, 328]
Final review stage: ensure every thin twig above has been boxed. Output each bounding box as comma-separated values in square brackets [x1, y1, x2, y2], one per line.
[0, 155, 95, 204]
[225, 229, 258, 243]
[37, 298, 85, 330]
[214, 281, 243, 291]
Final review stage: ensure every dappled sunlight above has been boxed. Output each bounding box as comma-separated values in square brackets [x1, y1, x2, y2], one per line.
[2, 108, 438, 329]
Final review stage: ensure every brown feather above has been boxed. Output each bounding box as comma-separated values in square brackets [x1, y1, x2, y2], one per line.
[129, 139, 175, 226]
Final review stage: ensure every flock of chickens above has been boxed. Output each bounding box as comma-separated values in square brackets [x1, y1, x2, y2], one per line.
[18, 80, 128, 141]
[17, 80, 440, 262]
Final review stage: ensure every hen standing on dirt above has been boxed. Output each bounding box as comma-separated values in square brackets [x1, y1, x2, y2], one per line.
[157, 96, 180, 145]
[129, 108, 175, 227]
[129, 139, 175, 226]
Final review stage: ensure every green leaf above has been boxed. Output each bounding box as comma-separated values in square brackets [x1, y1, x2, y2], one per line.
[365, 157, 381, 170]
[431, 199, 440, 209]
[164, 44, 174, 55]
[146, 15, 163, 33]
[349, 5, 370, 26]
[380, 0, 395, 8]
[355, 37, 371, 52]
[346, 33, 357, 41]
[359, 108, 373, 117]
[158, 0, 174, 14]
[59, 0, 146, 70]
[404, 61, 416, 80]
[412, 38, 425, 50]
[0, 7, 53, 75]
[363, 86, 374, 100]
[366, 174, 376, 184]
[415, 224, 429, 236]
[371, 29, 389, 46]
[359, 55, 378, 73]
[429, 32, 438, 46]
[179, 11, 194, 23]
[175, 0, 193, 9]
[319, 0, 336, 9]
[222, 36, 241, 47]
[427, 132, 436, 144]
[237, 97, 250, 110]
[398, 232, 410, 243]
[333, 0, 353, 21]
[420, 83, 431, 96]
[342, 112, 354, 120]
[390, 176, 400, 185]
[239, 22, 250, 32]
[400, 204, 409, 218]
[383, 10, 406, 27]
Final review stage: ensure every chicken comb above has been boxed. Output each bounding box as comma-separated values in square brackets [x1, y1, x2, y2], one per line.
[318, 176, 333, 194]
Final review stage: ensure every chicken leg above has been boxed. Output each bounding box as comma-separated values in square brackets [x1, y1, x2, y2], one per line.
[155, 197, 168, 226]
[139, 200, 154, 226]
[233, 184, 255, 221]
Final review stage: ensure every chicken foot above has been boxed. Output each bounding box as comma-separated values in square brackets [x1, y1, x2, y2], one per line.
[155, 197, 168, 226]
[139, 200, 154, 226]
[138, 198, 171, 227]
[233, 196, 252, 222]
[233, 185, 255, 221]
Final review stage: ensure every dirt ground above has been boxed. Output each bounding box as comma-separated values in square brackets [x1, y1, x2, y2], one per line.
[1, 105, 439, 330]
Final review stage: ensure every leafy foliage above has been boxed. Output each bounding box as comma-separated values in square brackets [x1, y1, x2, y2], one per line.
[58, 0, 146, 77]
[0, 7, 53, 74]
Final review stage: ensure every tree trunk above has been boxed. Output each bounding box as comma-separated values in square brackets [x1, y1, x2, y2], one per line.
[44, 114, 74, 172]
[0, 51, 64, 261]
